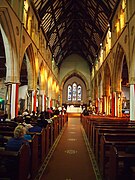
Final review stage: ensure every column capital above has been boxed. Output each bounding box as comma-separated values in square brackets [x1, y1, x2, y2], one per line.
[39, 90, 45, 95]
[5, 81, 20, 86]
[115, 91, 121, 95]
[129, 77, 135, 84]
[28, 89, 34, 92]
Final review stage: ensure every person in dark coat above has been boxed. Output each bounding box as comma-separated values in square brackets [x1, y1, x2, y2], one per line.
[6, 124, 30, 151]
[5, 125, 31, 179]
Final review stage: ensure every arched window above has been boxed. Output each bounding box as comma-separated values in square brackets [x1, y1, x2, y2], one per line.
[67, 85, 72, 101]
[72, 83, 77, 101]
[77, 85, 82, 101]
[67, 83, 82, 101]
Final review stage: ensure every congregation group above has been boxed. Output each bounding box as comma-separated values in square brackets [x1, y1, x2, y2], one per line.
[0, 106, 66, 179]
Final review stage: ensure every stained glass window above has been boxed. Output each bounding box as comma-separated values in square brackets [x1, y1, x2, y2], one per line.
[72, 83, 77, 101]
[67, 83, 82, 101]
[77, 85, 82, 101]
[67, 85, 72, 101]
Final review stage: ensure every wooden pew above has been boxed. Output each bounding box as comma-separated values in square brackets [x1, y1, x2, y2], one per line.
[81, 116, 90, 136]
[52, 117, 59, 141]
[93, 125, 135, 153]
[48, 122, 54, 148]
[109, 144, 135, 180]
[99, 133, 135, 178]
[81, 116, 130, 143]
[58, 115, 62, 131]
[0, 143, 30, 180]
[29, 134, 39, 180]
[29, 128, 46, 165]
[92, 121, 135, 146]
[45, 124, 50, 156]
[0, 121, 18, 127]
[0, 131, 39, 180]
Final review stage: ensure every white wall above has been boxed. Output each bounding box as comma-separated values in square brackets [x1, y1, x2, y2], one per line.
[121, 86, 130, 100]
[59, 54, 90, 87]
[19, 85, 28, 99]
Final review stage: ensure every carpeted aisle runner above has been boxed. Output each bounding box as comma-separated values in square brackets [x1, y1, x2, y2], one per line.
[35, 117, 101, 180]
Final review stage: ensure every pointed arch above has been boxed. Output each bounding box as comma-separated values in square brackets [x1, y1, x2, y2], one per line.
[130, 36, 135, 83]
[0, 7, 19, 82]
[61, 70, 88, 104]
[72, 82, 77, 101]
[20, 44, 35, 89]
[98, 72, 103, 98]
[60, 70, 89, 91]
[77, 85, 82, 101]
[38, 61, 46, 91]
[67, 84, 72, 101]
[112, 43, 127, 91]
[103, 62, 111, 96]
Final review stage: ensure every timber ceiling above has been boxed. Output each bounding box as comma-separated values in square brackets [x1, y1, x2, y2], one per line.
[32, 0, 119, 69]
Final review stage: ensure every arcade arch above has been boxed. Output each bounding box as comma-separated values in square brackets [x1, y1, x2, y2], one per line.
[0, 9, 19, 118]
[19, 44, 36, 114]
[97, 73, 103, 114]
[129, 36, 135, 120]
[112, 43, 129, 117]
[61, 71, 88, 108]
[103, 62, 111, 115]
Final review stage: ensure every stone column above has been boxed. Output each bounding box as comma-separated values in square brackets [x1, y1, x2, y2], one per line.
[15, 83, 19, 117]
[38, 94, 42, 112]
[106, 95, 111, 115]
[5, 83, 12, 118]
[50, 98, 52, 108]
[115, 91, 122, 117]
[102, 96, 104, 114]
[27, 90, 33, 113]
[130, 84, 135, 120]
[99, 97, 103, 114]
[44, 95, 46, 111]
[111, 92, 115, 116]
[103, 95, 106, 114]
[33, 90, 37, 112]
[5, 83, 19, 119]
[39, 90, 46, 112]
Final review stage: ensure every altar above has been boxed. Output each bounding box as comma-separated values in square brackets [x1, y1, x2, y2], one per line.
[66, 105, 82, 113]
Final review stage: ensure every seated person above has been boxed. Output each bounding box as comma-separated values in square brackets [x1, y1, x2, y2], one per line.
[30, 110, 37, 122]
[5, 124, 30, 151]
[22, 109, 30, 117]
[5, 125, 31, 179]
[44, 111, 51, 119]
[47, 108, 54, 118]
[28, 125, 42, 133]
[82, 108, 89, 116]
[36, 112, 48, 128]
[37, 118, 48, 128]
[54, 108, 60, 115]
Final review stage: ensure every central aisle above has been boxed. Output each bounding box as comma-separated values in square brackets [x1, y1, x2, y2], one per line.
[38, 117, 99, 180]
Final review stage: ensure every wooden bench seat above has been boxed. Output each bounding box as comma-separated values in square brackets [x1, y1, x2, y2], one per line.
[0, 143, 30, 180]
[99, 133, 135, 178]
[29, 128, 46, 164]
[29, 134, 39, 179]
[92, 127, 135, 155]
[45, 124, 50, 155]
[81, 116, 130, 143]
[90, 120, 130, 139]
[0, 131, 39, 180]
[52, 117, 59, 141]
[109, 144, 135, 180]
